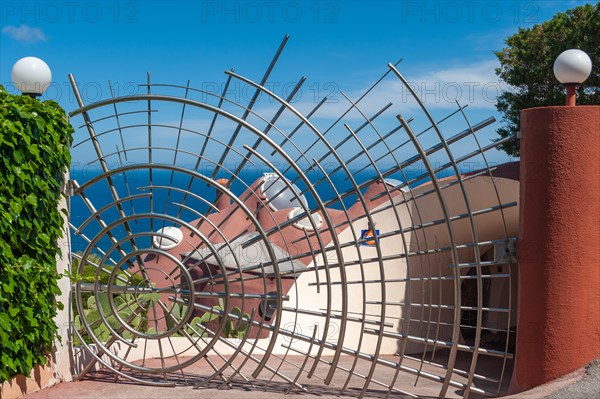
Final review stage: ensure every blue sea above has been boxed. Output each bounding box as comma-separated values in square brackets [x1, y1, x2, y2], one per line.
[68, 164, 444, 257]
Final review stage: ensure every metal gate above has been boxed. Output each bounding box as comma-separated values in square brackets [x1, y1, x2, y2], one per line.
[66, 36, 519, 398]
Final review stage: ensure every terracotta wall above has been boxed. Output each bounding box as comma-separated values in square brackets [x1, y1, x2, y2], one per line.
[512, 105, 600, 392]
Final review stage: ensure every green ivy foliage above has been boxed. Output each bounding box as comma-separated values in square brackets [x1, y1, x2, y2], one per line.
[0, 85, 73, 382]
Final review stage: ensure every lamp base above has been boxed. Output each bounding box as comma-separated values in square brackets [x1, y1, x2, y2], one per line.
[565, 84, 577, 106]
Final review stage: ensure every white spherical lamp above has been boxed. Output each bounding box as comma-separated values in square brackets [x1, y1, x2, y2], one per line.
[553, 50, 592, 106]
[553, 49, 592, 84]
[11, 56, 52, 97]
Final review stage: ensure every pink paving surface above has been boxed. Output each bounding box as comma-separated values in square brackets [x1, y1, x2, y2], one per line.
[24, 353, 518, 399]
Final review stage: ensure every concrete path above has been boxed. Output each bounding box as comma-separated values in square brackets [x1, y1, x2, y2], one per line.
[25, 358, 599, 399]
[547, 359, 600, 399]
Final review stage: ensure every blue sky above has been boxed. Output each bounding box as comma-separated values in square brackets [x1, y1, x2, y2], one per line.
[1, 1, 593, 168]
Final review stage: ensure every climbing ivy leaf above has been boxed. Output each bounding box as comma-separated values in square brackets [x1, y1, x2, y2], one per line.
[0, 85, 73, 383]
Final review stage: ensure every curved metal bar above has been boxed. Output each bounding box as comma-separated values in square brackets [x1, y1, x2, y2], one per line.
[74, 212, 231, 375]
[259, 57, 403, 181]
[215, 71, 354, 382]
[70, 92, 345, 379]
[67, 57, 515, 396]
[454, 101, 515, 396]
[107, 80, 129, 161]
[168, 199, 276, 373]
[335, 123, 408, 396]
[310, 158, 372, 391]
[209, 34, 289, 180]
[77, 161, 286, 372]
[137, 185, 218, 213]
[336, 90, 434, 397]
[69, 74, 143, 267]
[76, 125, 258, 167]
[76, 193, 151, 233]
[243, 146, 338, 379]
[389, 65, 487, 398]
[397, 114, 464, 395]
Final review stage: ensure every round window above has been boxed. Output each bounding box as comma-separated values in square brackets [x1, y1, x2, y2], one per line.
[261, 173, 308, 211]
[152, 226, 183, 250]
[287, 207, 323, 231]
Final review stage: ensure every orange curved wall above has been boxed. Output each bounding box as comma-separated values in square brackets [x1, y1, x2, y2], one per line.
[512, 106, 600, 392]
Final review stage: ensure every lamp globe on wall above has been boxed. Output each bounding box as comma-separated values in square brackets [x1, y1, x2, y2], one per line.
[11, 56, 52, 98]
[553, 49, 592, 106]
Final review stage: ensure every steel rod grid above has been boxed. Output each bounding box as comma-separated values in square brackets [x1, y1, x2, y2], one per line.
[67, 36, 517, 398]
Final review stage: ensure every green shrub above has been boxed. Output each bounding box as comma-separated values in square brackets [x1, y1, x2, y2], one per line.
[0, 86, 73, 382]
[70, 253, 150, 345]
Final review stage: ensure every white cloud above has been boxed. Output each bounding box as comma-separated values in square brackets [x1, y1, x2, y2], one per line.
[157, 59, 507, 135]
[247, 59, 509, 127]
[69, 59, 508, 168]
[373, 59, 508, 112]
[2, 24, 47, 44]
